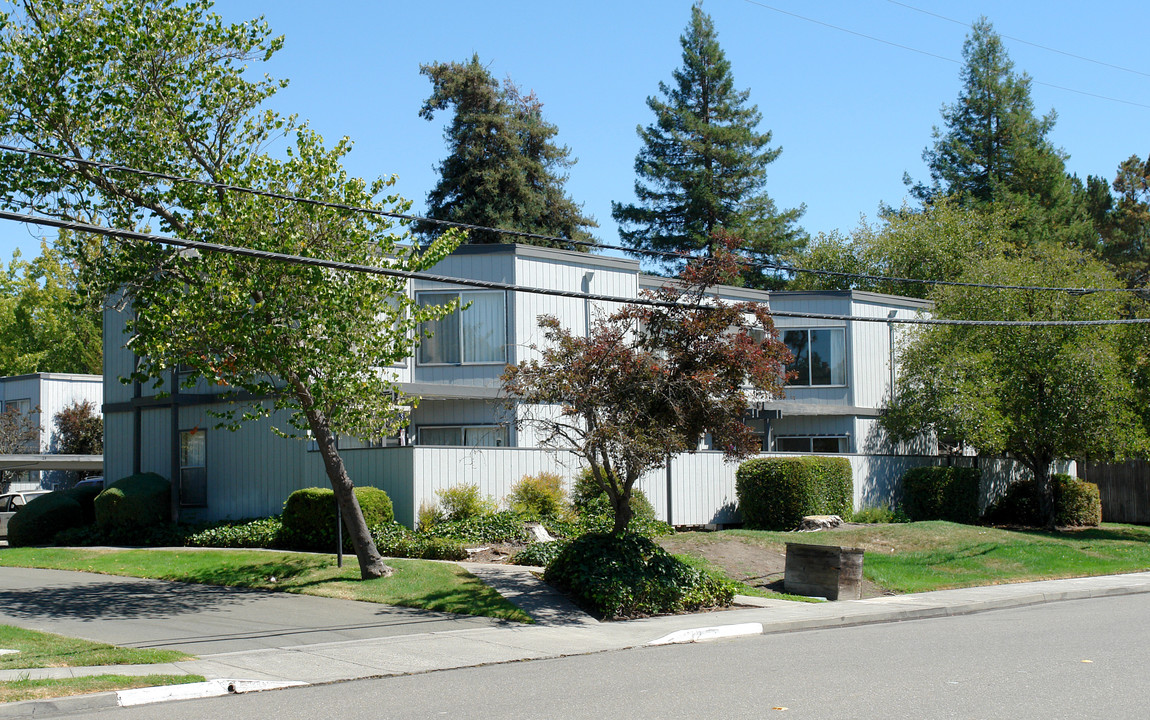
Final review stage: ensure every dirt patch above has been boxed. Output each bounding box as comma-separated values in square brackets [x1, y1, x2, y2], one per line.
[658, 531, 892, 599]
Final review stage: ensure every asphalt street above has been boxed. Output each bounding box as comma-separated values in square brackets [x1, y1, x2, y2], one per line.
[91, 592, 1150, 720]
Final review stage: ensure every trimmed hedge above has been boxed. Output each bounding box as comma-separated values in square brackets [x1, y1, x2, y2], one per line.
[281, 486, 394, 552]
[7, 492, 84, 547]
[544, 533, 735, 619]
[984, 474, 1102, 527]
[736, 457, 852, 530]
[902, 466, 981, 524]
[94, 473, 170, 531]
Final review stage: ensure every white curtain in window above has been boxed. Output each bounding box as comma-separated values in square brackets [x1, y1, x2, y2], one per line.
[464, 426, 507, 447]
[180, 430, 205, 468]
[829, 328, 846, 385]
[461, 292, 505, 363]
[418, 293, 461, 364]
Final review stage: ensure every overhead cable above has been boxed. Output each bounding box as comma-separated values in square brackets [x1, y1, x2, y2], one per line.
[0, 142, 1141, 296]
[1, 209, 1146, 328]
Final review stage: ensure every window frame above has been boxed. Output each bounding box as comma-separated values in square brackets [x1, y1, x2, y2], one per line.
[415, 424, 509, 447]
[781, 327, 847, 387]
[773, 435, 851, 454]
[179, 428, 208, 508]
[415, 289, 508, 367]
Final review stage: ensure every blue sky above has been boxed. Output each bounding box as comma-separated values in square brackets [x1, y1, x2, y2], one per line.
[2, 0, 1147, 266]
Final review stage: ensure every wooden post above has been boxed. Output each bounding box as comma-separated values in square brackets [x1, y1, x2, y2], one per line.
[784, 543, 865, 601]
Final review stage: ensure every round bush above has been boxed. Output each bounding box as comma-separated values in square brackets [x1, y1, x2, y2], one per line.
[65, 484, 102, 526]
[544, 533, 734, 619]
[94, 472, 170, 531]
[507, 472, 567, 518]
[281, 486, 394, 552]
[7, 492, 84, 547]
[984, 474, 1102, 527]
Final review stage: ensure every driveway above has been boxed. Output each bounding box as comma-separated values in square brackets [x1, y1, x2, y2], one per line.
[0, 567, 508, 654]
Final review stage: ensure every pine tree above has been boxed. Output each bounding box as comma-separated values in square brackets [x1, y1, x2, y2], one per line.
[910, 17, 1092, 250]
[417, 55, 596, 248]
[611, 2, 805, 284]
[913, 18, 1069, 207]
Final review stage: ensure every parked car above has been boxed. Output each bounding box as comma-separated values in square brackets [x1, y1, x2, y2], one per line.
[74, 476, 104, 491]
[0, 490, 50, 540]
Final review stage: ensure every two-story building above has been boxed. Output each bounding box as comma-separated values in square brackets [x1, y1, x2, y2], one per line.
[102, 243, 938, 527]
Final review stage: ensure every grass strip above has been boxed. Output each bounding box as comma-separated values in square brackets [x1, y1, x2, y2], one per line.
[0, 626, 191, 670]
[0, 674, 205, 704]
[0, 548, 532, 623]
[715, 521, 1150, 594]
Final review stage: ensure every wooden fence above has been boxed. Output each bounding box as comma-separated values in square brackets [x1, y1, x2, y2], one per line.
[1078, 460, 1150, 524]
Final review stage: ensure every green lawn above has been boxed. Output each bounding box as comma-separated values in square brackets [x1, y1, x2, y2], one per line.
[0, 625, 191, 670]
[714, 521, 1150, 594]
[0, 548, 532, 623]
[1, 675, 205, 704]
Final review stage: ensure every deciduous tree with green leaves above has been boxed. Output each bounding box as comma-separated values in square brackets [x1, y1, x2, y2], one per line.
[786, 200, 1012, 299]
[417, 55, 596, 248]
[612, 2, 805, 285]
[881, 244, 1147, 528]
[0, 0, 461, 579]
[0, 237, 102, 376]
[503, 231, 792, 533]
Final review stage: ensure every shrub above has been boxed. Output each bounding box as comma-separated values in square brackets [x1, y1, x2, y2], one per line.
[901, 466, 981, 524]
[281, 486, 394, 552]
[94, 473, 170, 532]
[1056, 475, 1102, 527]
[370, 522, 468, 561]
[736, 457, 852, 530]
[185, 517, 284, 548]
[417, 500, 444, 531]
[851, 504, 902, 524]
[65, 484, 102, 525]
[573, 491, 670, 537]
[436, 484, 497, 522]
[984, 474, 1102, 527]
[422, 510, 529, 544]
[507, 472, 567, 518]
[544, 533, 735, 619]
[510, 539, 570, 567]
[7, 492, 84, 546]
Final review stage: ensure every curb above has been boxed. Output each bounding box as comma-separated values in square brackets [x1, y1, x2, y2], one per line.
[0, 679, 307, 718]
[648, 622, 764, 646]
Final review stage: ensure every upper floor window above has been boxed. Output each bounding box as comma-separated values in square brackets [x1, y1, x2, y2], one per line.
[416, 424, 508, 447]
[417, 291, 507, 365]
[783, 328, 846, 386]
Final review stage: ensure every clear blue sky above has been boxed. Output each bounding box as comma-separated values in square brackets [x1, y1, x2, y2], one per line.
[2, 0, 1147, 266]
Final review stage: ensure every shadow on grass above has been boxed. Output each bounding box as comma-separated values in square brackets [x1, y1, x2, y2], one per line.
[166, 559, 323, 588]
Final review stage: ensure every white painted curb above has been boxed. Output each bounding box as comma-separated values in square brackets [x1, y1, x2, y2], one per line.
[117, 679, 306, 707]
[648, 622, 763, 646]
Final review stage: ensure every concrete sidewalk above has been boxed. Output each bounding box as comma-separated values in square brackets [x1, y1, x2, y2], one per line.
[3, 565, 1150, 716]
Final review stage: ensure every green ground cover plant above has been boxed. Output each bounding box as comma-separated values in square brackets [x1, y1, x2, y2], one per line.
[0, 548, 531, 623]
[0, 674, 205, 704]
[0, 625, 191, 670]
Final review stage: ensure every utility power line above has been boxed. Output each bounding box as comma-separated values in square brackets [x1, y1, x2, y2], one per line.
[886, 0, 1150, 80]
[1, 209, 1145, 329]
[1, 143, 1141, 296]
[740, 0, 1150, 110]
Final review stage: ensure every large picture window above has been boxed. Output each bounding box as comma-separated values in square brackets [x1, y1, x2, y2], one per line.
[782, 328, 846, 386]
[775, 435, 850, 453]
[416, 425, 508, 447]
[418, 291, 507, 365]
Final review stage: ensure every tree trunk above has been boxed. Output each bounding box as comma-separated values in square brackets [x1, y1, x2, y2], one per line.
[611, 489, 634, 535]
[288, 376, 391, 580]
[1033, 457, 1057, 530]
